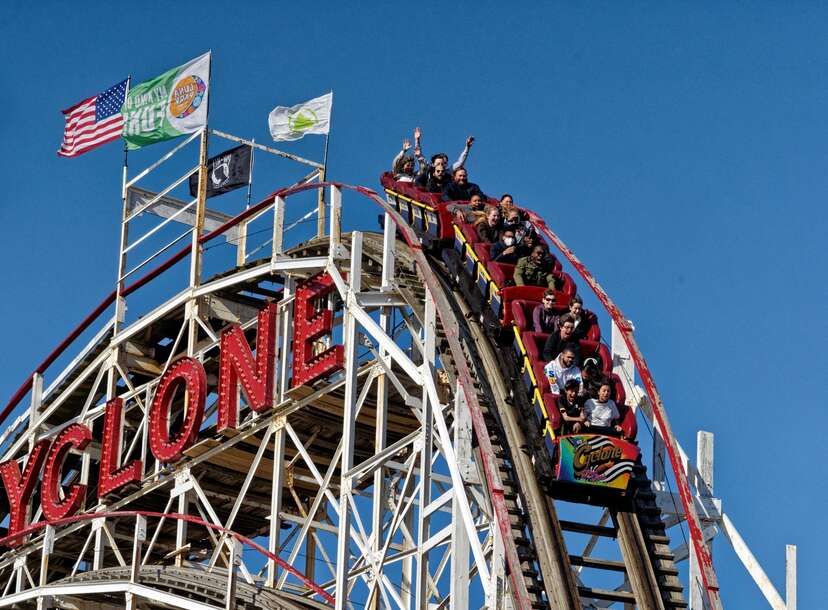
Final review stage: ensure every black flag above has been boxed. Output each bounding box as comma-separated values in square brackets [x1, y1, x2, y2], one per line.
[188, 144, 252, 199]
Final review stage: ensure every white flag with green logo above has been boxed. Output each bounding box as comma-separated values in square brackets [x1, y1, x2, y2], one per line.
[122, 52, 211, 150]
[268, 92, 332, 142]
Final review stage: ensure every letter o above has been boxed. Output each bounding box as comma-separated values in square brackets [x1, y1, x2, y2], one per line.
[149, 358, 206, 463]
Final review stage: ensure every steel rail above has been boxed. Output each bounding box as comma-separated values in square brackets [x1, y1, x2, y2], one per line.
[527, 211, 723, 610]
[0, 510, 335, 605]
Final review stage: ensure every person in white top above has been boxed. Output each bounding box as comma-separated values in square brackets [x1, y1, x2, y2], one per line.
[583, 381, 622, 435]
[544, 344, 582, 395]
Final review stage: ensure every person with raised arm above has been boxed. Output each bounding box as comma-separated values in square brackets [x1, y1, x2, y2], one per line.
[391, 137, 419, 182]
[414, 128, 474, 176]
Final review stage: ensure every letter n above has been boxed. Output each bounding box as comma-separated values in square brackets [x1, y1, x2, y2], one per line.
[217, 303, 277, 432]
[0, 440, 49, 546]
[291, 272, 344, 387]
[98, 398, 143, 498]
[41, 424, 92, 522]
[148, 358, 206, 463]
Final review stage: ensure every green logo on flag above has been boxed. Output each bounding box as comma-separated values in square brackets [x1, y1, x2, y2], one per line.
[287, 107, 318, 133]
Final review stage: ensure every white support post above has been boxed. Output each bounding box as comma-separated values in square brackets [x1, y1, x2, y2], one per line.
[488, 520, 506, 610]
[173, 473, 191, 568]
[334, 231, 362, 610]
[271, 195, 286, 261]
[415, 288, 436, 610]
[131, 515, 146, 584]
[690, 431, 714, 610]
[450, 388, 471, 610]
[267, 418, 287, 587]
[278, 277, 295, 403]
[370, 213, 396, 610]
[786, 545, 796, 610]
[225, 538, 241, 610]
[27, 373, 43, 451]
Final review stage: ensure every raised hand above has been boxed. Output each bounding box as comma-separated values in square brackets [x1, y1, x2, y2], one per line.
[403, 138, 411, 152]
[414, 126, 422, 145]
[466, 135, 475, 148]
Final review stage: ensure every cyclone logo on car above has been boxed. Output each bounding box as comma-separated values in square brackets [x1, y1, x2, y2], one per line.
[169, 75, 206, 119]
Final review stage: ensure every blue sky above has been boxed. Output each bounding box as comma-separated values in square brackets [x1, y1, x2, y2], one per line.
[0, 2, 824, 607]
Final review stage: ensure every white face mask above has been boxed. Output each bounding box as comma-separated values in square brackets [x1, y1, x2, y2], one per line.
[503, 237, 515, 247]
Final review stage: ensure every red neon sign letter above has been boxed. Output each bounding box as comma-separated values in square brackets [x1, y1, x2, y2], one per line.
[217, 303, 277, 432]
[291, 272, 344, 387]
[41, 423, 92, 522]
[0, 439, 49, 545]
[98, 398, 143, 498]
[148, 358, 206, 463]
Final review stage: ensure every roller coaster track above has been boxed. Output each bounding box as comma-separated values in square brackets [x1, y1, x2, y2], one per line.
[0, 180, 715, 609]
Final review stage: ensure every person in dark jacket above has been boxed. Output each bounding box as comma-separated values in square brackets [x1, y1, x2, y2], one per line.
[490, 229, 521, 264]
[532, 289, 558, 333]
[579, 358, 604, 400]
[475, 206, 502, 243]
[557, 378, 586, 435]
[442, 167, 484, 201]
[542, 314, 577, 362]
[414, 156, 451, 193]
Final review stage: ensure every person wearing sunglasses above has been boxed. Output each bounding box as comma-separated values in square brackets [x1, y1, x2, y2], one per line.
[532, 288, 558, 333]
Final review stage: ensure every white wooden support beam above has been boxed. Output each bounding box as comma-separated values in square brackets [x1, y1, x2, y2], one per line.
[131, 515, 146, 584]
[278, 277, 295, 403]
[720, 512, 785, 610]
[27, 373, 43, 451]
[329, 185, 348, 260]
[271, 195, 286, 261]
[334, 231, 362, 610]
[450, 389, 471, 610]
[690, 430, 715, 610]
[225, 538, 242, 610]
[267, 418, 287, 587]
[786, 545, 796, 610]
[415, 288, 436, 610]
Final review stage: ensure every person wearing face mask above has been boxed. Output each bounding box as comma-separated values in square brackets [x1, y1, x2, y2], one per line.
[490, 229, 521, 264]
[503, 208, 534, 245]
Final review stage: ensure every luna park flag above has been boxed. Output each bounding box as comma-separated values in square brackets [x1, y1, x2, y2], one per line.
[122, 52, 210, 150]
[188, 144, 252, 199]
[268, 92, 333, 142]
[57, 79, 128, 158]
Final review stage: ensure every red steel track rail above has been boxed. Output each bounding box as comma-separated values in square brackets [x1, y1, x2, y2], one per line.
[0, 510, 335, 604]
[527, 212, 723, 610]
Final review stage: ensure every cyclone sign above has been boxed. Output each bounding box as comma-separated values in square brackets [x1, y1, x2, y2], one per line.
[556, 434, 640, 491]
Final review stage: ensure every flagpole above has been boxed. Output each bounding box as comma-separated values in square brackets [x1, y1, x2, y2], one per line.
[316, 90, 332, 238]
[115, 75, 132, 336]
[246, 138, 255, 209]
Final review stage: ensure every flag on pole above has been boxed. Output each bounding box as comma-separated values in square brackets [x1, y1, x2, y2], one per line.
[122, 52, 211, 150]
[57, 79, 128, 158]
[268, 92, 333, 142]
[188, 144, 252, 199]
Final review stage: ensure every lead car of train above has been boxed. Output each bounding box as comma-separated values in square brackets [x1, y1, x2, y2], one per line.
[380, 173, 641, 496]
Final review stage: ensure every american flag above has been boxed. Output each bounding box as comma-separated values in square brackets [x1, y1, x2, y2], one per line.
[58, 79, 128, 158]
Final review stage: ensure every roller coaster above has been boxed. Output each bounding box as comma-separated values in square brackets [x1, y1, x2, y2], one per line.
[0, 129, 796, 610]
